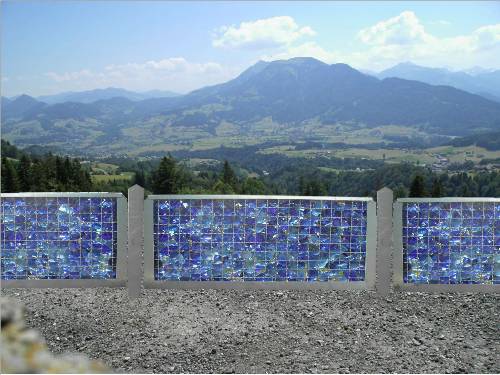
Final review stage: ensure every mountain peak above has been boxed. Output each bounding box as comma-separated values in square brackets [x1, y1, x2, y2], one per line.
[12, 94, 43, 105]
[269, 57, 327, 68]
[378, 62, 500, 99]
[15, 94, 37, 101]
[285, 56, 325, 64]
[394, 61, 418, 67]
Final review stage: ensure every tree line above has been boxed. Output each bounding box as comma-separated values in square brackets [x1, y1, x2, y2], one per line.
[1, 139, 499, 198]
[145, 154, 499, 198]
[1, 140, 92, 192]
[148, 156, 271, 195]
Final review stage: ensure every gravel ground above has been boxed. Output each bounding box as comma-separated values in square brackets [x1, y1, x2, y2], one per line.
[2, 288, 499, 374]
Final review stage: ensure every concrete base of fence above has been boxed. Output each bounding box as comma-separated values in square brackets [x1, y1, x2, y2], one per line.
[1, 280, 126, 288]
[143, 280, 370, 291]
[394, 284, 499, 293]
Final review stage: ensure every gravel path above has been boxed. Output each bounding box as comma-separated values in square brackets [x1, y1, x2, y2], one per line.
[2, 288, 499, 374]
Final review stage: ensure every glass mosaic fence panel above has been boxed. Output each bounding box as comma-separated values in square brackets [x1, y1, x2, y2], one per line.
[1, 193, 126, 280]
[396, 199, 499, 285]
[145, 195, 376, 284]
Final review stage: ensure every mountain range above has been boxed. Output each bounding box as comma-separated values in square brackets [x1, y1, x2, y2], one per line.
[36, 87, 180, 104]
[377, 62, 500, 102]
[2, 57, 500, 155]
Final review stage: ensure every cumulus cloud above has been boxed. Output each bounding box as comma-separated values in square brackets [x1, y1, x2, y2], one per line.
[213, 16, 315, 49]
[44, 58, 239, 94]
[358, 11, 432, 46]
[259, 11, 500, 71]
[473, 24, 500, 51]
[31, 12, 500, 96]
[348, 11, 500, 70]
[45, 69, 93, 82]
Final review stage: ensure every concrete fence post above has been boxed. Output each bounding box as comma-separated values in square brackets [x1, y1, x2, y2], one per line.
[127, 185, 144, 298]
[376, 187, 394, 296]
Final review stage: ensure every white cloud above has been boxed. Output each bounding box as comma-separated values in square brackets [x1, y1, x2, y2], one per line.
[44, 58, 240, 94]
[349, 11, 500, 71]
[45, 69, 93, 82]
[25, 12, 500, 97]
[472, 24, 500, 51]
[259, 11, 500, 72]
[358, 11, 432, 46]
[213, 16, 315, 49]
[357, 11, 499, 54]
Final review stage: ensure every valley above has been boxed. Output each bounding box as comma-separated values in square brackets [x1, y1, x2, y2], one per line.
[2, 57, 499, 199]
[2, 58, 500, 162]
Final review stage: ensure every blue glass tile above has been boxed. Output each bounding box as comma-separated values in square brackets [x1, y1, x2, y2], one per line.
[153, 199, 369, 282]
[402, 201, 498, 285]
[1, 197, 118, 280]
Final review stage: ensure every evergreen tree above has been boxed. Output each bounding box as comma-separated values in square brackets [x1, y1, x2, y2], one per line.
[77, 169, 93, 191]
[459, 183, 472, 197]
[1, 157, 20, 192]
[393, 185, 408, 199]
[30, 159, 49, 191]
[151, 155, 181, 194]
[431, 177, 443, 197]
[409, 175, 426, 197]
[301, 179, 328, 196]
[211, 180, 235, 194]
[55, 157, 67, 187]
[44, 153, 58, 185]
[63, 157, 73, 188]
[298, 176, 306, 194]
[221, 160, 237, 189]
[241, 177, 268, 194]
[1, 140, 21, 159]
[17, 154, 32, 192]
[133, 169, 146, 187]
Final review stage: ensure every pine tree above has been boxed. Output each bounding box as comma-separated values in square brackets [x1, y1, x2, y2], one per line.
[241, 177, 268, 194]
[393, 185, 408, 199]
[307, 180, 328, 196]
[459, 183, 472, 197]
[30, 159, 49, 191]
[1, 157, 20, 192]
[431, 177, 443, 197]
[221, 160, 237, 189]
[55, 157, 67, 187]
[298, 176, 306, 194]
[63, 157, 73, 188]
[151, 155, 180, 194]
[76, 169, 93, 191]
[17, 154, 32, 192]
[212, 180, 235, 194]
[409, 175, 426, 197]
[44, 153, 58, 185]
[133, 169, 146, 187]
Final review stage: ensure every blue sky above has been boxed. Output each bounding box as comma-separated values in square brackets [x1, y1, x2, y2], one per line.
[2, 1, 500, 96]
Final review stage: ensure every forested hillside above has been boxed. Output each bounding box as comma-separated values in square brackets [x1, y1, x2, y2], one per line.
[3, 58, 500, 155]
[1, 140, 92, 192]
[2, 139, 499, 197]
